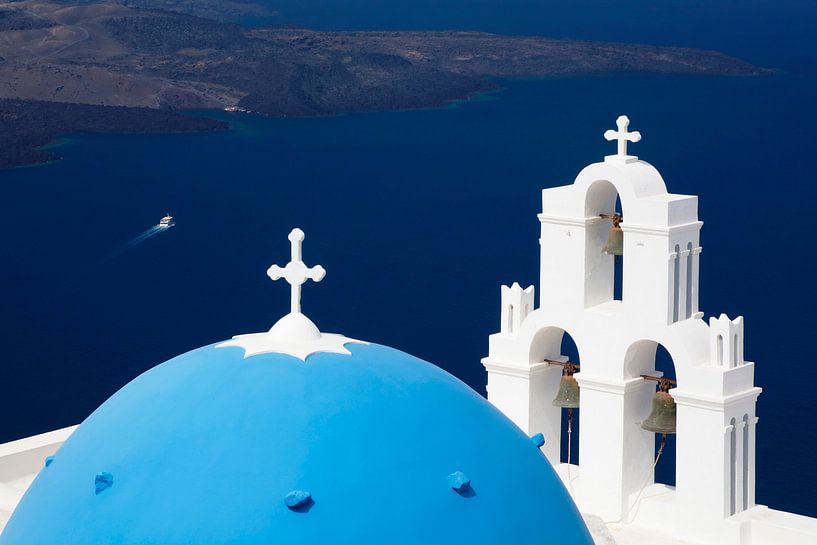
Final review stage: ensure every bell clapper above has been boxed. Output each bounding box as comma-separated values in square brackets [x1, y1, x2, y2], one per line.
[656, 433, 667, 462]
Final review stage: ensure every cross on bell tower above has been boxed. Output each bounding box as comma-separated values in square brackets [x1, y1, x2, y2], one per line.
[267, 228, 326, 315]
[604, 115, 641, 162]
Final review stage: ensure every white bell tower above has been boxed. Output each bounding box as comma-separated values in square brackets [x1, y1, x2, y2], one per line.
[482, 116, 762, 545]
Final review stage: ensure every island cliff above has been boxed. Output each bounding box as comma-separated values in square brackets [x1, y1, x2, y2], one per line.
[0, 0, 769, 167]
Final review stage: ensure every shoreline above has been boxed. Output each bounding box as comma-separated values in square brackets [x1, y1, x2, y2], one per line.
[0, 64, 772, 171]
[0, 99, 229, 170]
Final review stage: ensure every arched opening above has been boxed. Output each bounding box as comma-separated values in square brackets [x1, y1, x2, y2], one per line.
[613, 195, 623, 302]
[529, 327, 571, 364]
[584, 180, 625, 307]
[652, 344, 677, 486]
[717, 334, 724, 365]
[624, 340, 679, 487]
[558, 332, 581, 466]
[529, 327, 582, 467]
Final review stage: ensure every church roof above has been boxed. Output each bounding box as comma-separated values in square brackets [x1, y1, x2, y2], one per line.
[0, 229, 592, 545]
[0, 342, 592, 544]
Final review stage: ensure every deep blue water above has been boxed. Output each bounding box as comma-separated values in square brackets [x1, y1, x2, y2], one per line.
[2, 0, 817, 518]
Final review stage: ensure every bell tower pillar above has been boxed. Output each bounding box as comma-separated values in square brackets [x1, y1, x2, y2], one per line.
[574, 372, 655, 521]
[671, 315, 760, 543]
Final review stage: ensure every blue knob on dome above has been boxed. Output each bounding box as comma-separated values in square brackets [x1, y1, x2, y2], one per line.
[530, 433, 545, 448]
[448, 471, 471, 494]
[44, 456, 55, 468]
[94, 472, 113, 495]
[285, 490, 312, 510]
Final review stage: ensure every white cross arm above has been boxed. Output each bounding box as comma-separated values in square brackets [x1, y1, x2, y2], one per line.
[266, 228, 326, 314]
[604, 115, 641, 158]
[266, 261, 326, 285]
[604, 128, 642, 143]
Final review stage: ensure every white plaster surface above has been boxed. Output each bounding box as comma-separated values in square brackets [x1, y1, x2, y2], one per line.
[217, 330, 366, 360]
[484, 115, 816, 544]
[0, 426, 76, 531]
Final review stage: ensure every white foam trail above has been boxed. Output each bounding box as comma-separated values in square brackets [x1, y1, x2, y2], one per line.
[107, 224, 173, 260]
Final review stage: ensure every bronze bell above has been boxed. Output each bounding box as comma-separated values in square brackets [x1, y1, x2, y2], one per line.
[641, 380, 677, 435]
[601, 213, 624, 256]
[553, 375, 580, 408]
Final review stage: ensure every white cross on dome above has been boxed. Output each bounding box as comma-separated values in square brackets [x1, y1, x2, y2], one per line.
[218, 228, 364, 360]
[267, 228, 326, 315]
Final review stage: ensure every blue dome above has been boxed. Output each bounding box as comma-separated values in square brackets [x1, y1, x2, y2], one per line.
[1, 342, 592, 545]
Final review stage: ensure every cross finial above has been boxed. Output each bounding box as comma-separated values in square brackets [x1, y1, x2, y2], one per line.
[604, 115, 641, 161]
[217, 227, 365, 357]
[267, 228, 326, 315]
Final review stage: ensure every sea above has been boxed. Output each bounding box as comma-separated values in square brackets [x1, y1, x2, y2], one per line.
[1, 0, 816, 517]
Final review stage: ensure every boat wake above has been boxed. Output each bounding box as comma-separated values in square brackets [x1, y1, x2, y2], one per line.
[123, 225, 165, 248]
[107, 222, 173, 260]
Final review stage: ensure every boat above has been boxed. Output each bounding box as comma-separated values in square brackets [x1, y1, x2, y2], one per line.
[158, 214, 174, 228]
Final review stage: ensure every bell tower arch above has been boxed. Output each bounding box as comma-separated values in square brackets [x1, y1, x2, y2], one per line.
[583, 180, 622, 307]
[483, 116, 761, 544]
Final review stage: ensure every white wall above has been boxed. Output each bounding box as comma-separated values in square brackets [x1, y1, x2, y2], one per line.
[483, 135, 771, 543]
